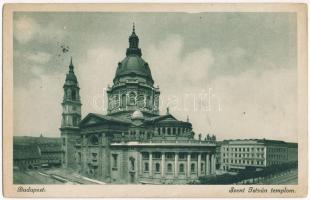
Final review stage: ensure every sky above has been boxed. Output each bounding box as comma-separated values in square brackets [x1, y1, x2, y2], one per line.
[13, 12, 297, 142]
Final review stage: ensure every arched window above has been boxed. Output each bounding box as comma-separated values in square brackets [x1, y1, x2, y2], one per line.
[72, 116, 78, 126]
[72, 90, 76, 100]
[144, 163, 149, 172]
[191, 163, 195, 173]
[155, 163, 160, 173]
[146, 95, 151, 108]
[89, 135, 99, 145]
[121, 94, 126, 108]
[114, 95, 119, 108]
[129, 92, 136, 105]
[67, 89, 71, 99]
[137, 95, 145, 108]
[179, 163, 184, 173]
[129, 157, 135, 170]
[167, 163, 173, 173]
[112, 154, 118, 169]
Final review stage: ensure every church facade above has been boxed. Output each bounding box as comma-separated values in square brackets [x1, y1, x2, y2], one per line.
[60, 26, 217, 184]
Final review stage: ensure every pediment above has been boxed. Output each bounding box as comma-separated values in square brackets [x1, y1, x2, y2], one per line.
[80, 113, 131, 127]
[79, 115, 104, 127]
[156, 114, 178, 122]
[160, 116, 177, 121]
[85, 117, 101, 125]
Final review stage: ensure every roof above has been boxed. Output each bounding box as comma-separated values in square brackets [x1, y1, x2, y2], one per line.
[221, 139, 292, 146]
[286, 142, 298, 148]
[13, 136, 61, 145]
[80, 113, 132, 127]
[64, 58, 78, 85]
[144, 114, 190, 125]
[81, 112, 191, 128]
[114, 29, 154, 84]
[146, 114, 176, 122]
[91, 113, 131, 124]
[114, 55, 153, 82]
[39, 143, 62, 153]
[13, 144, 41, 160]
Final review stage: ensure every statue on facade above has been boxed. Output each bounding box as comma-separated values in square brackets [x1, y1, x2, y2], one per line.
[211, 134, 216, 141]
[207, 134, 211, 140]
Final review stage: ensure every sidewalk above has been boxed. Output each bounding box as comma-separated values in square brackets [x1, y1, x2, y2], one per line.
[42, 167, 106, 184]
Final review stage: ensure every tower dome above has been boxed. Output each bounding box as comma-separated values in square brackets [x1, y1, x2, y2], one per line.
[113, 24, 154, 85]
[131, 110, 144, 120]
[65, 57, 78, 85]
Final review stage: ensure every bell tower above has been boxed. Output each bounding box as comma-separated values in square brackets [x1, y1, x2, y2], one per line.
[60, 57, 82, 168]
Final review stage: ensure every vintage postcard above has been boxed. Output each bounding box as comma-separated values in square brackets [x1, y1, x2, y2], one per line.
[2, 3, 308, 197]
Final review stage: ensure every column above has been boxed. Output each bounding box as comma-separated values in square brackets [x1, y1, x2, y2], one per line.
[98, 133, 103, 177]
[187, 153, 191, 177]
[149, 152, 153, 177]
[139, 152, 143, 176]
[174, 153, 179, 177]
[206, 154, 210, 175]
[161, 152, 165, 177]
[211, 154, 215, 175]
[198, 153, 201, 177]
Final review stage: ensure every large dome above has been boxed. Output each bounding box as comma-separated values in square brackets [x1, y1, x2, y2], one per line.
[113, 26, 154, 84]
[114, 55, 153, 82]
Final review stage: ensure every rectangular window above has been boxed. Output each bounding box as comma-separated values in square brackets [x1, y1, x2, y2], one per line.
[179, 153, 186, 160]
[153, 152, 161, 159]
[166, 153, 174, 159]
[142, 152, 149, 160]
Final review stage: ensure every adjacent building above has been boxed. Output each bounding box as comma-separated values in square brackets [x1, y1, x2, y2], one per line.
[13, 144, 42, 170]
[60, 25, 217, 184]
[40, 143, 62, 167]
[13, 136, 63, 169]
[220, 139, 298, 172]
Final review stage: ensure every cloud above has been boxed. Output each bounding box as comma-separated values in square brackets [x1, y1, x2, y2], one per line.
[14, 15, 66, 44]
[14, 72, 63, 137]
[76, 45, 122, 115]
[144, 34, 214, 89]
[14, 16, 39, 44]
[25, 52, 52, 64]
[193, 67, 297, 142]
[12, 16, 297, 142]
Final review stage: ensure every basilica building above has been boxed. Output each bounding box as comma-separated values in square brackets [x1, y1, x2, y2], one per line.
[60, 25, 217, 184]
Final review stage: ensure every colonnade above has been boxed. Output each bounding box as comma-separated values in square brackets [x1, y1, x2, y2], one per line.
[139, 152, 216, 178]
